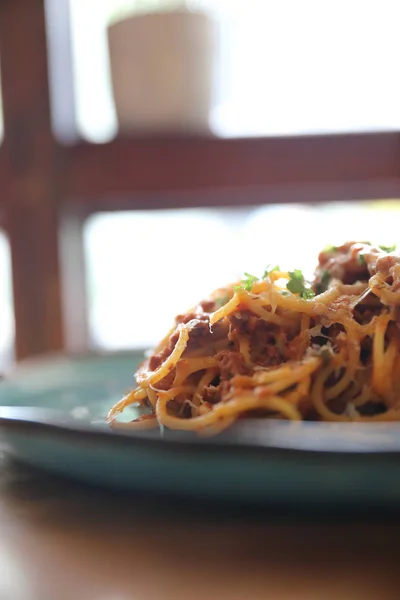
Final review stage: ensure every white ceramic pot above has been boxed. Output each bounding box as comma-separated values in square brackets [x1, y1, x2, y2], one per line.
[108, 10, 216, 134]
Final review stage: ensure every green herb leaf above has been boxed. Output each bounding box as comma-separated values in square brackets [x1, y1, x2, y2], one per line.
[286, 269, 315, 300]
[358, 253, 366, 266]
[324, 244, 338, 253]
[234, 272, 258, 292]
[263, 265, 280, 279]
[379, 244, 396, 253]
[315, 269, 331, 295]
[286, 270, 305, 294]
[300, 289, 316, 300]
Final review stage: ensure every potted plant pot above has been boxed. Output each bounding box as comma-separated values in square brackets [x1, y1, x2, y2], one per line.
[107, 7, 217, 134]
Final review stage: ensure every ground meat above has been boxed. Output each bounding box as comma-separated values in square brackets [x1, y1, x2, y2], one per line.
[353, 301, 382, 325]
[216, 351, 248, 380]
[373, 254, 400, 292]
[202, 385, 221, 404]
[198, 352, 248, 405]
[229, 312, 285, 367]
[330, 294, 354, 313]
[373, 254, 400, 277]
[248, 320, 282, 367]
[323, 323, 345, 340]
[186, 317, 229, 353]
[175, 311, 203, 325]
[176, 297, 219, 323]
[167, 397, 192, 418]
[148, 311, 229, 372]
[229, 311, 255, 336]
[148, 331, 179, 371]
[308, 324, 346, 357]
[228, 312, 284, 367]
[156, 370, 176, 391]
[188, 317, 211, 336]
[314, 241, 371, 286]
[147, 355, 162, 372]
[198, 299, 216, 313]
[315, 242, 400, 288]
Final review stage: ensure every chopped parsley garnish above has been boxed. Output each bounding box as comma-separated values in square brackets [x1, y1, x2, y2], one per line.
[315, 269, 331, 295]
[301, 289, 316, 300]
[286, 270, 315, 300]
[379, 244, 396, 253]
[358, 253, 366, 266]
[234, 272, 258, 292]
[263, 264, 280, 279]
[286, 269, 304, 292]
[324, 244, 338, 253]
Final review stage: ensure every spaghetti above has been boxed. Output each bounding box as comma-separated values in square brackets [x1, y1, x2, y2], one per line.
[107, 241, 400, 434]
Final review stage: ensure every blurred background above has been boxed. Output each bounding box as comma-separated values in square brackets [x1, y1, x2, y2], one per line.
[1, 0, 400, 371]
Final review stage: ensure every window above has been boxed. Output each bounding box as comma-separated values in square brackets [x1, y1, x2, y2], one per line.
[65, 0, 400, 142]
[0, 231, 14, 370]
[84, 201, 400, 351]
[84, 208, 249, 349]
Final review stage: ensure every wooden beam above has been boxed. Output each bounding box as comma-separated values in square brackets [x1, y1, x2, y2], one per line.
[59, 179, 400, 214]
[0, 0, 64, 359]
[63, 133, 400, 209]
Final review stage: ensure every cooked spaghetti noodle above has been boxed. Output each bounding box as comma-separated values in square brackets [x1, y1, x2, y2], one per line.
[107, 241, 400, 434]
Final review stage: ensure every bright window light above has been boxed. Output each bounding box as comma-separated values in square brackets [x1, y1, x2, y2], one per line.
[84, 208, 249, 349]
[0, 231, 14, 370]
[66, 0, 400, 142]
[84, 201, 400, 351]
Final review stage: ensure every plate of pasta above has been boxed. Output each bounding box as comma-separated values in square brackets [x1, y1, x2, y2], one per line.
[1, 241, 400, 505]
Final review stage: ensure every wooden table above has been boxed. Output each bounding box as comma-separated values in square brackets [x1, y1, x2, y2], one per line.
[0, 452, 399, 600]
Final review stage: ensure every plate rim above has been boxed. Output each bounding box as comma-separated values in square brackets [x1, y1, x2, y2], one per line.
[2, 409, 400, 458]
[2, 352, 400, 457]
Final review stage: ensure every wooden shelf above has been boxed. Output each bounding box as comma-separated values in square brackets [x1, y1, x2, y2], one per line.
[61, 132, 400, 212]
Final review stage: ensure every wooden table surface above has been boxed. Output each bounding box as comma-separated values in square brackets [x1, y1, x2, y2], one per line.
[0, 451, 399, 600]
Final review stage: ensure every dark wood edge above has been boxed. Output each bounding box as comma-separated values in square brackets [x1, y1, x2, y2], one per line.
[62, 179, 400, 216]
[62, 132, 400, 202]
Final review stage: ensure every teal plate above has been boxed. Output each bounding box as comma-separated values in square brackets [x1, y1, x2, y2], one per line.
[1, 352, 400, 507]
